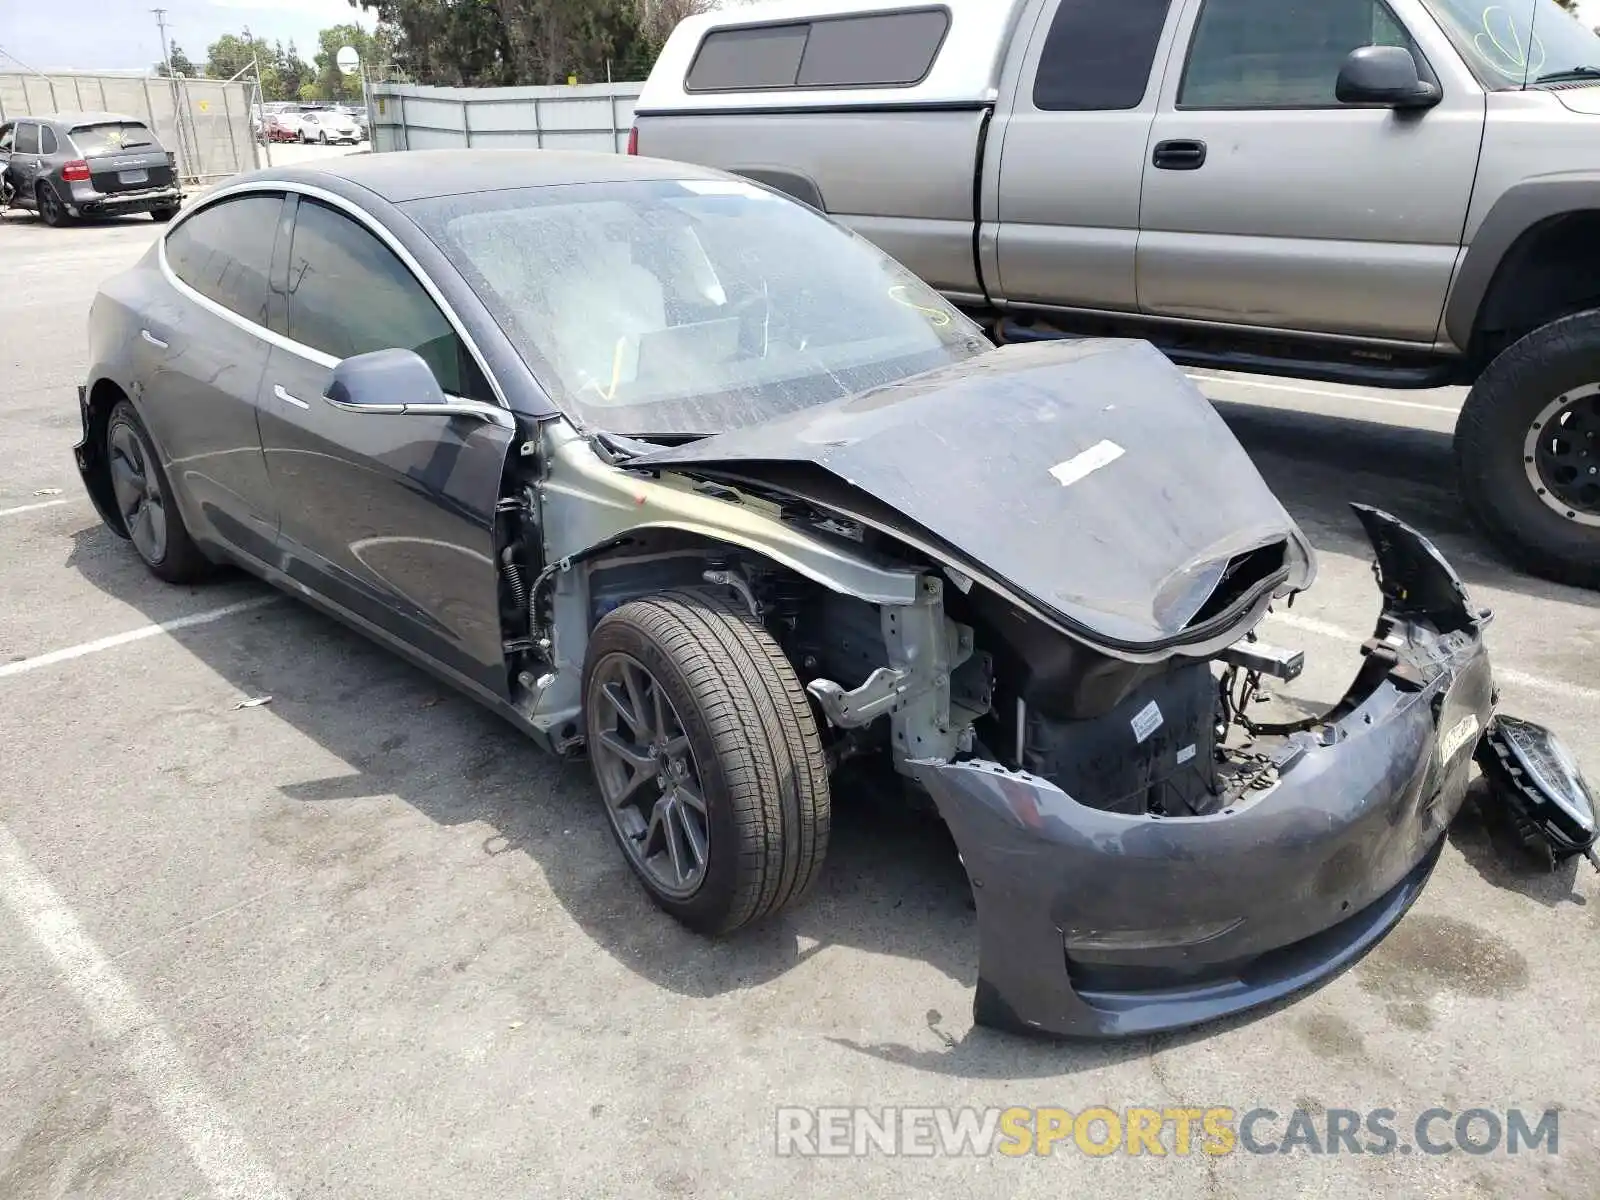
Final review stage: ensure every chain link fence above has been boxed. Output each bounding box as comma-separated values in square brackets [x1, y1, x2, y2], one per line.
[0, 71, 258, 186]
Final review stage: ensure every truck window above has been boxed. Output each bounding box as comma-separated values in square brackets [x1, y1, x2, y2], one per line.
[685, 10, 952, 92]
[1179, 0, 1416, 108]
[1033, 0, 1176, 110]
[796, 11, 950, 87]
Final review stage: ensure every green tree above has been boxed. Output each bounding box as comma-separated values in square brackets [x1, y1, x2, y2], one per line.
[311, 22, 396, 100]
[276, 40, 315, 98]
[354, 0, 669, 86]
[155, 42, 199, 77]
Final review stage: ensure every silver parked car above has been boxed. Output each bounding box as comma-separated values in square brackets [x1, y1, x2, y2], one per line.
[635, 0, 1600, 589]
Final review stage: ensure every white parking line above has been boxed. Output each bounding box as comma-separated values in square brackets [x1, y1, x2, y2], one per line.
[0, 822, 290, 1200]
[1273, 611, 1600, 705]
[0, 597, 276, 680]
[1189, 373, 1461, 415]
[0, 499, 69, 518]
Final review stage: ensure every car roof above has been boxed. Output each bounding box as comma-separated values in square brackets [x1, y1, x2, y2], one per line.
[28, 112, 145, 128]
[221, 148, 736, 205]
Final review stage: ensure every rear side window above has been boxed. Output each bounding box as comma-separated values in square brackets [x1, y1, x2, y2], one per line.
[40, 127, 58, 155]
[284, 199, 492, 403]
[70, 122, 158, 156]
[1033, 0, 1176, 111]
[685, 9, 950, 92]
[164, 194, 283, 326]
[15, 123, 39, 155]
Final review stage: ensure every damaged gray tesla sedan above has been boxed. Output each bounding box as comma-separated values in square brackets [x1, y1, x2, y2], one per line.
[76, 151, 1597, 1038]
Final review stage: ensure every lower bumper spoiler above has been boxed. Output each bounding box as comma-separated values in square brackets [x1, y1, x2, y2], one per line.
[913, 506, 1495, 1038]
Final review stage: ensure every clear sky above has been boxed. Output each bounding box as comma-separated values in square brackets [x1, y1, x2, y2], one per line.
[0, 0, 1597, 76]
[1, 0, 375, 73]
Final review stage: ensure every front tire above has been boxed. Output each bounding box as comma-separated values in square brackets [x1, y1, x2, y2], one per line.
[318, 131, 328, 145]
[583, 589, 830, 935]
[150, 204, 179, 222]
[105, 401, 209, 583]
[1457, 311, 1600, 589]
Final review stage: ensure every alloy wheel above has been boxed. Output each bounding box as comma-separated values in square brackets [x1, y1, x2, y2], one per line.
[1524, 385, 1600, 527]
[589, 652, 710, 899]
[108, 421, 168, 564]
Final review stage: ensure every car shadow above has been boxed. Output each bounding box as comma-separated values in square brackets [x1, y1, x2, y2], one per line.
[54, 395, 1585, 1076]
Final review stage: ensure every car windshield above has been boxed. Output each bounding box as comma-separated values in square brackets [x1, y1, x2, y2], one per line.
[1421, 0, 1600, 88]
[403, 179, 990, 436]
[70, 121, 156, 155]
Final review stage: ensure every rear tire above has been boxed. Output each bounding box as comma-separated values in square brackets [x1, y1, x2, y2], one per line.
[150, 205, 179, 222]
[36, 182, 68, 227]
[1456, 310, 1600, 590]
[583, 589, 830, 935]
[105, 400, 210, 584]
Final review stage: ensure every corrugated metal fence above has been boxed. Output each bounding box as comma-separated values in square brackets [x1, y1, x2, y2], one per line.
[0, 72, 258, 185]
[369, 81, 642, 154]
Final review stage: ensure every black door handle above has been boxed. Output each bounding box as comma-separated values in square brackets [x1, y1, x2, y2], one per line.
[1152, 139, 1207, 170]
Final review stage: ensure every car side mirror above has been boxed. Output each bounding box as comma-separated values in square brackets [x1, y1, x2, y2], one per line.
[324, 348, 446, 414]
[1336, 45, 1440, 109]
[322, 348, 514, 428]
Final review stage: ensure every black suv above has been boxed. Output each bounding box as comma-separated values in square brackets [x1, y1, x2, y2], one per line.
[0, 112, 182, 225]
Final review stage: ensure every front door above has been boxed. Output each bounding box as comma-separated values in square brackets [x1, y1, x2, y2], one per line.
[257, 194, 515, 698]
[1136, 0, 1484, 342]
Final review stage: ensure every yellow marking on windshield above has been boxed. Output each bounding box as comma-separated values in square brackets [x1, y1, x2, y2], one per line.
[888, 284, 951, 327]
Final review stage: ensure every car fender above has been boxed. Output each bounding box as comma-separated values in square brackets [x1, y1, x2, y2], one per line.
[1445, 170, 1600, 352]
[538, 421, 922, 607]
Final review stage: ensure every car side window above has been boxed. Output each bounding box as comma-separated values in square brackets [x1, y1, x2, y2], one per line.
[1179, 0, 1418, 108]
[40, 127, 58, 155]
[1033, 0, 1176, 111]
[15, 123, 39, 155]
[0, 124, 13, 153]
[285, 198, 492, 403]
[164, 194, 284, 326]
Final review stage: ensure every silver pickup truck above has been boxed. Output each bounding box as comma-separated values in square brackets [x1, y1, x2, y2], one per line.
[632, 0, 1600, 589]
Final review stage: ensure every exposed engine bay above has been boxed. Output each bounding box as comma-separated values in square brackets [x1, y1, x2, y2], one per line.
[484, 338, 1597, 1038]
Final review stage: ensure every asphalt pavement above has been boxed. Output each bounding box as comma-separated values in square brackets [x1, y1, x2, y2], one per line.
[1, 201, 1597, 1200]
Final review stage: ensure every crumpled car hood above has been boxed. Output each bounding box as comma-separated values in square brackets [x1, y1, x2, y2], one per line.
[630, 339, 1315, 651]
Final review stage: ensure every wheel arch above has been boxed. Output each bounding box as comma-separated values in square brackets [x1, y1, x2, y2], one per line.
[1447, 176, 1600, 366]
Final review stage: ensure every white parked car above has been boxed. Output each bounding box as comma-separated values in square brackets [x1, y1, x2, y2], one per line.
[300, 109, 363, 145]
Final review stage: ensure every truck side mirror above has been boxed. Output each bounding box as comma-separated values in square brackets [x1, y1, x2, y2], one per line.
[1335, 45, 1441, 110]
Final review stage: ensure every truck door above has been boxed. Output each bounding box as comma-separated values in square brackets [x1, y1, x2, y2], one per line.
[1136, 0, 1484, 343]
[988, 0, 1183, 313]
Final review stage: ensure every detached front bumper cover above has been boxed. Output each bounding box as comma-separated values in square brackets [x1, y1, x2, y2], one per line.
[913, 506, 1497, 1038]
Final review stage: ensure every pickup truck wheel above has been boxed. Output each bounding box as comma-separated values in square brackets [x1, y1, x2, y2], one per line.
[583, 589, 830, 935]
[1457, 311, 1600, 589]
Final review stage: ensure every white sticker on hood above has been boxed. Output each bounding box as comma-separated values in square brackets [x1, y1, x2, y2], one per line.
[1049, 439, 1125, 488]
[1131, 700, 1164, 744]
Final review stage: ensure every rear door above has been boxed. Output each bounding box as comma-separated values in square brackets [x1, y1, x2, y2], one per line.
[1135, 0, 1483, 341]
[145, 191, 284, 560]
[68, 121, 175, 194]
[989, 0, 1182, 312]
[257, 193, 516, 698]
